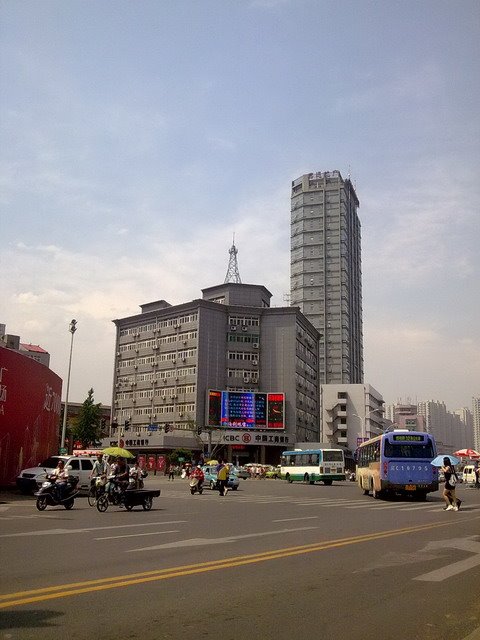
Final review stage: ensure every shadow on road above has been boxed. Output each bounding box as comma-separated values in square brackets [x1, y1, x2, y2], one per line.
[0, 609, 63, 630]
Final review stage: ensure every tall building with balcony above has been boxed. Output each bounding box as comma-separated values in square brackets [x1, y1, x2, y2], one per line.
[108, 282, 321, 464]
[290, 171, 363, 384]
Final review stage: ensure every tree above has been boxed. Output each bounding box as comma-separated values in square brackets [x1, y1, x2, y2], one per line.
[167, 448, 193, 466]
[71, 388, 103, 448]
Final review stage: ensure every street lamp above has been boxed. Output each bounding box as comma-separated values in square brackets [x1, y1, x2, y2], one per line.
[352, 407, 384, 441]
[363, 407, 384, 439]
[60, 319, 77, 451]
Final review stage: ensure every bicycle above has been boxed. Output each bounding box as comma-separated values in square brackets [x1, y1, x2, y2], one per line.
[87, 476, 106, 507]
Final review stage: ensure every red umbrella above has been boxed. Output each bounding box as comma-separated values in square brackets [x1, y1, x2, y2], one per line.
[454, 448, 480, 459]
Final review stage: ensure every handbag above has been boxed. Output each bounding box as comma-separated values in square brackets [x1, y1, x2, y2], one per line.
[449, 473, 457, 487]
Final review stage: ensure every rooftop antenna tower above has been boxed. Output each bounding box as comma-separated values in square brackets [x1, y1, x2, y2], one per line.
[224, 234, 242, 284]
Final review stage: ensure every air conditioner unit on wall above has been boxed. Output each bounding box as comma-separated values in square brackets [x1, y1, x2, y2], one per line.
[230, 326, 237, 331]
[253, 343, 259, 348]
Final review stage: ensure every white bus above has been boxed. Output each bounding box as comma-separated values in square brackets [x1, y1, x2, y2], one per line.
[280, 449, 345, 485]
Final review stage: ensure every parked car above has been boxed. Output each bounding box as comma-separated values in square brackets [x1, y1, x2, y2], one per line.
[463, 465, 477, 484]
[201, 465, 240, 490]
[232, 466, 249, 480]
[16, 455, 95, 494]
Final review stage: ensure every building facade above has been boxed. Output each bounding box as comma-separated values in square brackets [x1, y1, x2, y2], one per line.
[384, 403, 427, 433]
[473, 397, 480, 452]
[320, 383, 384, 459]
[0, 324, 50, 368]
[417, 400, 473, 454]
[107, 283, 321, 465]
[290, 171, 363, 384]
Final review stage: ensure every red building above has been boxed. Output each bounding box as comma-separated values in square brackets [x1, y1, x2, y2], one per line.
[0, 346, 62, 487]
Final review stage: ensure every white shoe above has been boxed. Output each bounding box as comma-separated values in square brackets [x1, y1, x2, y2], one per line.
[445, 505, 454, 511]
[453, 506, 458, 511]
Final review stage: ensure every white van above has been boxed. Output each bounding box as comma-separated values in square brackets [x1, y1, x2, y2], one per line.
[16, 455, 95, 494]
[463, 465, 478, 484]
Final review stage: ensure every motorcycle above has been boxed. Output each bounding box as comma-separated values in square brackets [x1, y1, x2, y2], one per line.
[189, 477, 203, 495]
[35, 475, 79, 510]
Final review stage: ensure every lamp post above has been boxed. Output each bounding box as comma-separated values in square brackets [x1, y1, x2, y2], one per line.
[60, 319, 77, 451]
[352, 407, 384, 442]
[363, 407, 384, 440]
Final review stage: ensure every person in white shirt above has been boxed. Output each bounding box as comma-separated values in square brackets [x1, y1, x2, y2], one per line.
[90, 453, 108, 489]
[52, 460, 69, 499]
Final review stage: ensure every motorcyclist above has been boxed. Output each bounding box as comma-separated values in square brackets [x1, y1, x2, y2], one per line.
[128, 461, 146, 490]
[106, 457, 129, 499]
[52, 459, 69, 500]
[190, 465, 204, 492]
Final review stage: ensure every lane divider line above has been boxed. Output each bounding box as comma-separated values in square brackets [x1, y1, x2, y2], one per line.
[1, 516, 477, 609]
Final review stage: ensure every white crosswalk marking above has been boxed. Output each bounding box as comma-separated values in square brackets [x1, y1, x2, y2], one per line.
[159, 489, 478, 512]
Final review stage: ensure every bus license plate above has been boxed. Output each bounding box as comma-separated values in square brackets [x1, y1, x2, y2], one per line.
[405, 484, 416, 491]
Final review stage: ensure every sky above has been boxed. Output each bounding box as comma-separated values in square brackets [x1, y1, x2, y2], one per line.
[1, 0, 479, 413]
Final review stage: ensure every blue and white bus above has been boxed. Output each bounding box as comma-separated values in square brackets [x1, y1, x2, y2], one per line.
[356, 430, 438, 500]
[280, 449, 345, 485]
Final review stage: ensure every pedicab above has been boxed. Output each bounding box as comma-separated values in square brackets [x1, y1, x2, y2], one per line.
[96, 446, 161, 512]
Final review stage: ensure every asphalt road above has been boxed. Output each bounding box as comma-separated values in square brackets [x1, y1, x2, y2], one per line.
[1, 478, 480, 640]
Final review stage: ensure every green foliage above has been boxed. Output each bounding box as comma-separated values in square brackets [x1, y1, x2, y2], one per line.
[71, 388, 103, 448]
[167, 448, 193, 465]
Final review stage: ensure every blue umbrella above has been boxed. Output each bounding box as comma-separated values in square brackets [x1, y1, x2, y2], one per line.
[430, 454, 460, 467]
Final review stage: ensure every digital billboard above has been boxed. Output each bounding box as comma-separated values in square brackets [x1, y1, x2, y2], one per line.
[207, 390, 285, 430]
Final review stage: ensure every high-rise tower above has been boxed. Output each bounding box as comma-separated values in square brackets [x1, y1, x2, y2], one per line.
[290, 171, 363, 384]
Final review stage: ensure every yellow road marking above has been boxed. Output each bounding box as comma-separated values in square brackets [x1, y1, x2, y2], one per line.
[0, 517, 475, 609]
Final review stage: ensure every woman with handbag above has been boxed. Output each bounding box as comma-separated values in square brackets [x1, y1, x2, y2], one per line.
[441, 457, 461, 511]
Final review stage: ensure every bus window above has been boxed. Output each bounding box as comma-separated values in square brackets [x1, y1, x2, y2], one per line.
[323, 451, 344, 462]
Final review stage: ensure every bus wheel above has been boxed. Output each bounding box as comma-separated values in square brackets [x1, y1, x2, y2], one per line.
[323, 479, 333, 486]
[286, 474, 293, 483]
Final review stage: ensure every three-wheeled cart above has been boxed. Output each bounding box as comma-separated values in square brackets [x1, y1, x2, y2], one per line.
[96, 488, 161, 512]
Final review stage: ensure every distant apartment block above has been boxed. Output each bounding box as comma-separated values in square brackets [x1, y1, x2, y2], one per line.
[417, 400, 473, 453]
[290, 171, 363, 384]
[473, 397, 480, 451]
[384, 403, 426, 432]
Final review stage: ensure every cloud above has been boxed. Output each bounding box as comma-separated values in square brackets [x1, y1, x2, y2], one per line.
[1, 185, 290, 405]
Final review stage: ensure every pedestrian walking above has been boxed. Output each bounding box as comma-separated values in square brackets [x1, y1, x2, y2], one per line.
[441, 457, 461, 511]
[475, 465, 480, 489]
[168, 464, 175, 481]
[216, 459, 229, 496]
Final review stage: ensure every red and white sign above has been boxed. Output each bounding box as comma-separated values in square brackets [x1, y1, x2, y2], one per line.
[242, 433, 251, 443]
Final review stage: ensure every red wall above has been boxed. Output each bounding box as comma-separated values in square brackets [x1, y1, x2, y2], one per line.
[0, 348, 62, 486]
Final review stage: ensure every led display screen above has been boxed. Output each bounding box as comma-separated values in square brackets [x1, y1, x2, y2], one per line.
[207, 390, 285, 430]
[392, 434, 424, 442]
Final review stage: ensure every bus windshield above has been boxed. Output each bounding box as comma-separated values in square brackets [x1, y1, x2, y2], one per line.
[383, 441, 434, 459]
